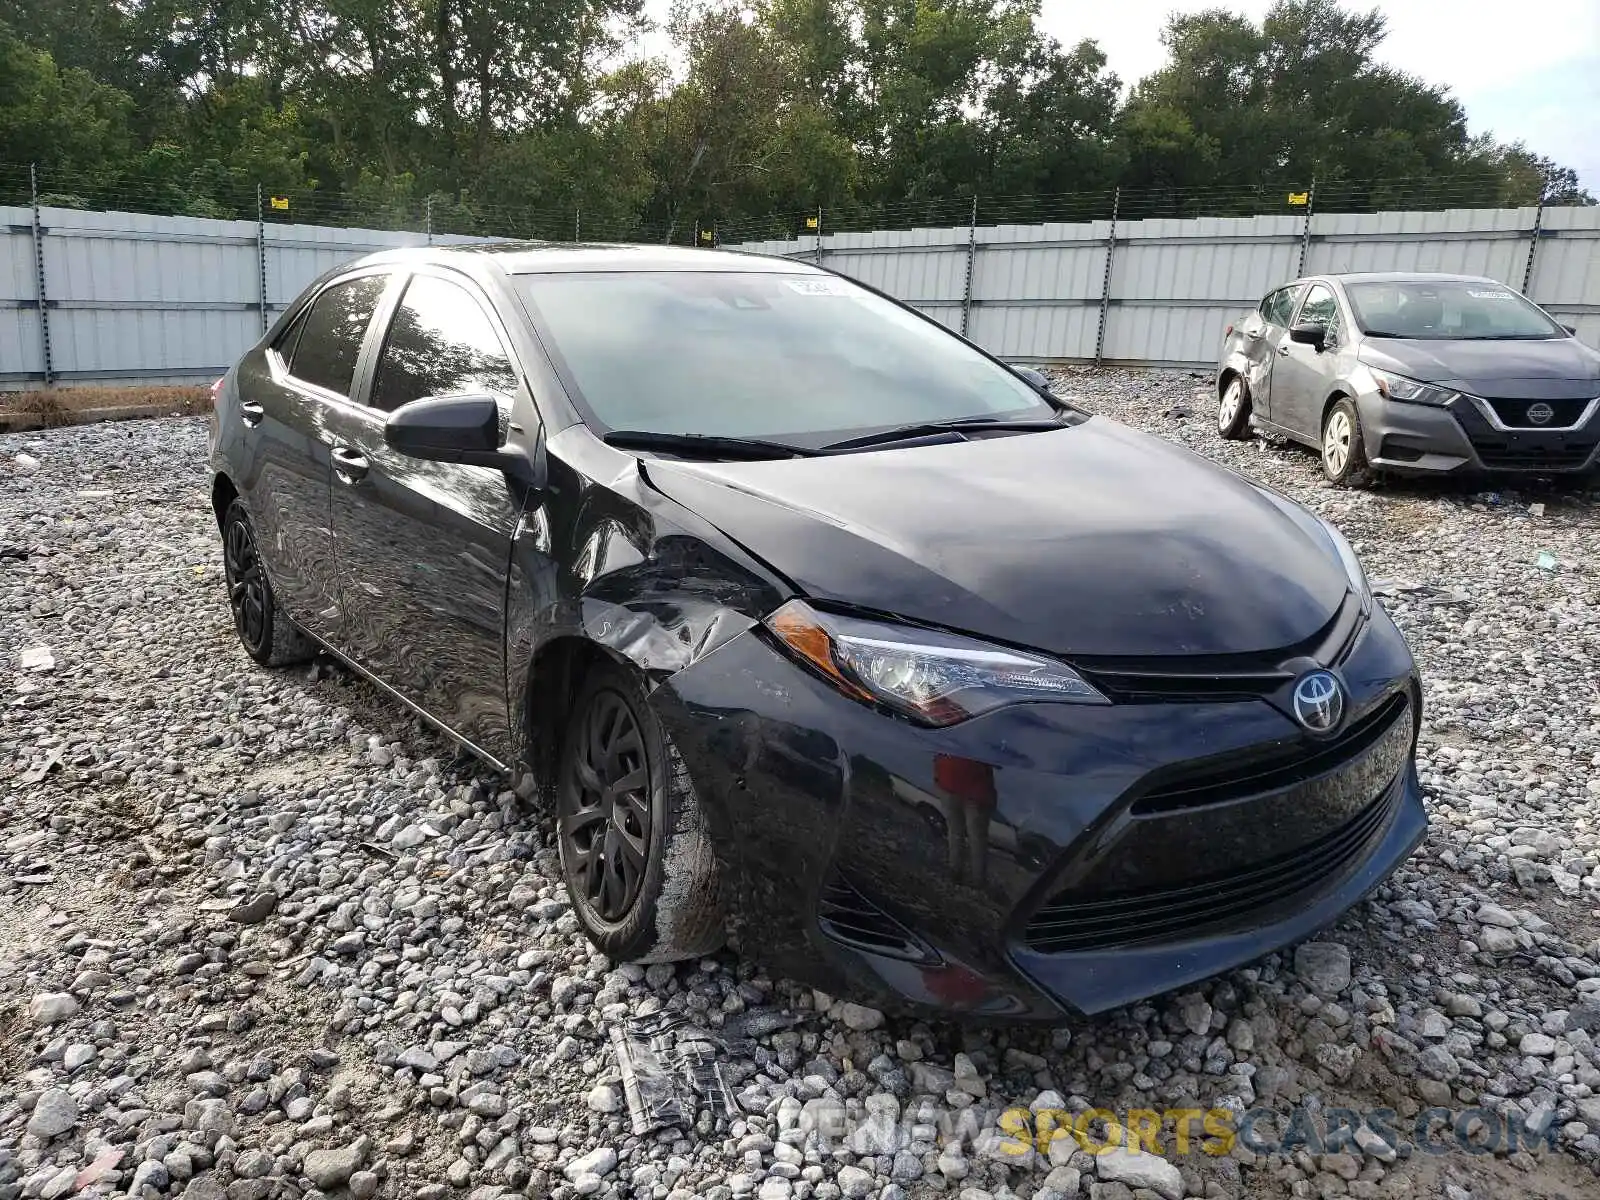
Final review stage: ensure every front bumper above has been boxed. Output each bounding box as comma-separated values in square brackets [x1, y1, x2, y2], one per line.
[654, 603, 1427, 1019]
[1358, 389, 1600, 475]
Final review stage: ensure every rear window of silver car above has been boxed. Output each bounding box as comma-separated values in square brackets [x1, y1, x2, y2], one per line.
[1346, 280, 1562, 341]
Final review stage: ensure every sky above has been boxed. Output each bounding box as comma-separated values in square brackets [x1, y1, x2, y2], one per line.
[636, 0, 1600, 187]
[1037, 0, 1600, 186]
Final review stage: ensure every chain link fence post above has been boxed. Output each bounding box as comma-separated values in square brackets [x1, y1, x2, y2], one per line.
[960, 194, 978, 337]
[425, 194, 434, 245]
[256, 184, 269, 333]
[1093, 187, 1120, 366]
[1522, 191, 1546, 295]
[575, 204, 581, 242]
[815, 206, 824, 265]
[1297, 179, 1317, 277]
[30, 163, 53, 386]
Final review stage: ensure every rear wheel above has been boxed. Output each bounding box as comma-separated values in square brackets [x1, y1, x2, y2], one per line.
[556, 662, 724, 963]
[1321, 397, 1369, 486]
[221, 501, 314, 666]
[1217, 375, 1252, 440]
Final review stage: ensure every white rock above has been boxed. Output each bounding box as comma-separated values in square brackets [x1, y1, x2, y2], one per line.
[563, 1147, 618, 1182]
[836, 1002, 884, 1031]
[1095, 1146, 1184, 1200]
[28, 992, 79, 1026]
[835, 1165, 875, 1198]
[26, 1089, 78, 1140]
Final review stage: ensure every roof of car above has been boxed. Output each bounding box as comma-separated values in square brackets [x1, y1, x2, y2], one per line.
[354, 241, 823, 275]
[1312, 271, 1500, 286]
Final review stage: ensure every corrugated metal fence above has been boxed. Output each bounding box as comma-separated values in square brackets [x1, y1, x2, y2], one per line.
[734, 205, 1600, 368]
[0, 205, 486, 389]
[3, 202, 1598, 388]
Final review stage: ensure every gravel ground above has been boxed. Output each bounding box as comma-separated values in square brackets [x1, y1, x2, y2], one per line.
[3, 372, 1600, 1200]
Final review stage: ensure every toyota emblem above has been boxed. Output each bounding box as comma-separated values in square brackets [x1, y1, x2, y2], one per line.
[1292, 670, 1345, 734]
[1526, 402, 1555, 425]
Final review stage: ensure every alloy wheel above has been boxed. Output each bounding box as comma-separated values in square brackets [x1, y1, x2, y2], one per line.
[1218, 379, 1242, 431]
[223, 516, 269, 653]
[563, 691, 653, 922]
[1324, 410, 1352, 476]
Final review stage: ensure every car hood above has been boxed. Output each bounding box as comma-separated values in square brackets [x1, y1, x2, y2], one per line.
[1357, 335, 1600, 399]
[640, 418, 1351, 658]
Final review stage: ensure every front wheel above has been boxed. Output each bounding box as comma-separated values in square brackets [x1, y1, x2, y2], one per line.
[1217, 375, 1252, 440]
[1321, 398, 1369, 486]
[556, 662, 724, 963]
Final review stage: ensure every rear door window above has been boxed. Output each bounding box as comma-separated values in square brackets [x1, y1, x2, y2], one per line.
[286, 275, 388, 398]
[369, 274, 520, 412]
[1261, 286, 1302, 327]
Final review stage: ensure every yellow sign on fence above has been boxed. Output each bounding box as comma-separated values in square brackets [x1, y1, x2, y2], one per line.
[269, 196, 290, 211]
[1287, 191, 1309, 207]
[804, 215, 819, 229]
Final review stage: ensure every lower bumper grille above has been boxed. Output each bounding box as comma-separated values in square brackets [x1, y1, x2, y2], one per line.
[1022, 777, 1401, 954]
[1474, 443, 1596, 470]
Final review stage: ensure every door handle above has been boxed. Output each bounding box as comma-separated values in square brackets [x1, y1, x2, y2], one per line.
[239, 400, 265, 426]
[331, 445, 370, 483]
[1277, 345, 1291, 356]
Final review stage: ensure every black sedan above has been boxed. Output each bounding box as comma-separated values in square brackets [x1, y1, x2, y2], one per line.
[208, 243, 1427, 1018]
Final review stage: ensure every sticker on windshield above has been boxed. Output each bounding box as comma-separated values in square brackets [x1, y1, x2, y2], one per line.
[785, 278, 853, 296]
[1468, 289, 1515, 300]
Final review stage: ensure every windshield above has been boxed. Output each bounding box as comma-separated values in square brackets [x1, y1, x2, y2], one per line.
[1346, 279, 1563, 340]
[516, 271, 1054, 443]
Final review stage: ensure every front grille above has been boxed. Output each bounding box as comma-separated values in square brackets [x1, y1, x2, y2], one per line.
[1485, 398, 1592, 429]
[817, 875, 939, 963]
[1022, 782, 1400, 954]
[1076, 596, 1364, 704]
[1131, 692, 1409, 815]
[1473, 442, 1597, 470]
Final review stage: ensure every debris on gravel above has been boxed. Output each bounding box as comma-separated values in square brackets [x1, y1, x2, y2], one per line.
[3, 388, 1599, 1200]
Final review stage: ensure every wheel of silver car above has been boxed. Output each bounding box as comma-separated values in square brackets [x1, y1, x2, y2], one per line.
[556, 662, 725, 963]
[1217, 375, 1252, 440]
[221, 501, 314, 666]
[1321, 397, 1369, 486]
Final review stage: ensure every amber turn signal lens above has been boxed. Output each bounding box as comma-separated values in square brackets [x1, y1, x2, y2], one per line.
[765, 601, 875, 704]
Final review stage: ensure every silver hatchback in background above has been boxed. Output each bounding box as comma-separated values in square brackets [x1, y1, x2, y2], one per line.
[1215, 272, 1600, 484]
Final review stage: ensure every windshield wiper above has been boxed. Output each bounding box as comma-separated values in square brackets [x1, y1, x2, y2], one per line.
[603, 430, 819, 459]
[821, 416, 1064, 452]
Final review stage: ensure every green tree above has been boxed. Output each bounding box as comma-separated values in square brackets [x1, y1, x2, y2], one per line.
[0, 23, 135, 184]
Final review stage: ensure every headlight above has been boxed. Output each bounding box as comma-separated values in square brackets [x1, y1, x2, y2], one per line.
[764, 600, 1106, 725]
[1369, 368, 1456, 407]
[1317, 516, 1373, 616]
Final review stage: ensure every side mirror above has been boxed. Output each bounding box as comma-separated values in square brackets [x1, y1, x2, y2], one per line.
[1013, 366, 1054, 393]
[385, 393, 526, 472]
[1289, 321, 1328, 351]
[1561, 324, 1577, 337]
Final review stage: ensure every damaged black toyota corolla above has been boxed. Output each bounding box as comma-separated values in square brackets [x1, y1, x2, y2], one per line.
[208, 243, 1427, 1018]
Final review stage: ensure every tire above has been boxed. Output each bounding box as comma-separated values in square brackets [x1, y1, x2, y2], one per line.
[1321, 397, 1369, 486]
[1217, 374, 1252, 440]
[556, 662, 724, 963]
[221, 501, 315, 666]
